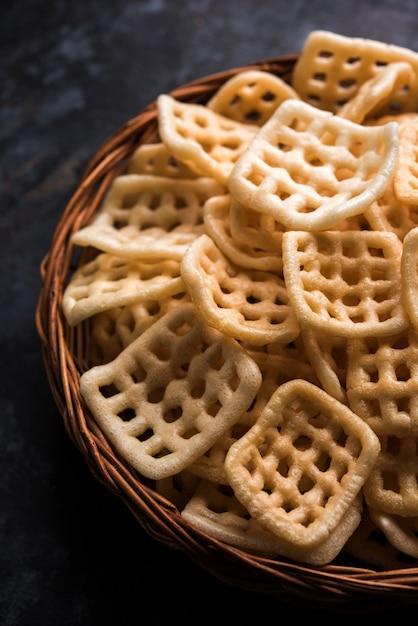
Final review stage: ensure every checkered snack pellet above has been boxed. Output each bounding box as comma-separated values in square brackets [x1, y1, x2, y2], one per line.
[157, 94, 258, 185]
[292, 30, 418, 116]
[344, 505, 418, 569]
[365, 180, 418, 242]
[127, 142, 199, 178]
[282, 229, 408, 338]
[337, 62, 415, 124]
[401, 226, 418, 330]
[71, 174, 223, 261]
[207, 70, 300, 126]
[228, 99, 399, 231]
[203, 193, 283, 273]
[224, 379, 380, 548]
[181, 478, 363, 564]
[181, 233, 300, 346]
[346, 329, 418, 436]
[363, 432, 418, 517]
[79, 303, 262, 480]
[62, 253, 185, 326]
[369, 507, 418, 559]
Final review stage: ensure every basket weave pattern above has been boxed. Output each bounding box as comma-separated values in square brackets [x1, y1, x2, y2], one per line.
[35, 54, 418, 610]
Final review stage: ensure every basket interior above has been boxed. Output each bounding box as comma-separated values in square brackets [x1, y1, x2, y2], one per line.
[35, 54, 418, 611]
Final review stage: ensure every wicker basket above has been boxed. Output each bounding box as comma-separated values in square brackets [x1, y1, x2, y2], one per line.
[35, 54, 418, 611]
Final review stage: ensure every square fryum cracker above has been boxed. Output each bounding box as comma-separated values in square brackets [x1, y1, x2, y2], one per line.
[157, 94, 258, 185]
[346, 328, 418, 437]
[344, 506, 418, 570]
[88, 292, 190, 366]
[229, 197, 285, 255]
[181, 233, 300, 346]
[206, 69, 300, 126]
[203, 193, 283, 273]
[127, 142, 199, 179]
[368, 507, 418, 559]
[300, 329, 348, 404]
[363, 432, 418, 517]
[224, 379, 380, 549]
[181, 478, 363, 565]
[282, 229, 408, 338]
[365, 178, 418, 243]
[394, 116, 418, 206]
[71, 174, 223, 261]
[228, 98, 398, 231]
[292, 30, 418, 116]
[62, 253, 185, 326]
[79, 303, 262, 480]
[337, 61, 415, 125]
[401, 226, 418, 331]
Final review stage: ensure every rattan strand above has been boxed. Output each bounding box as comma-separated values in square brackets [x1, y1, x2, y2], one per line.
[35, 54, 418, 610]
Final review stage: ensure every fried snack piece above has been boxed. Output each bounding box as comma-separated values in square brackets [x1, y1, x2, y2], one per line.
[79, 303, 262, 480]
[106, 292, 190, 349]
[337, 62, 415, 124]
[62, 253, 185, 326]
[189, 352, 318, 485]
[364, 432, 418, 517]
[88, 307, 125, 365]
[344, 506, 418, 570]
[182, 478, 288, 556]
[229, 197, 285, 255]
[365, 180, 418, 242]
[207, 69, 300, 126]
[181, 234, 300, 346]
[157, 94, 258, 185]
[181, 479, 363, 565]
[155, 470, 201, 512]
[401, 226, 418, 330]
[394, 117, 418, 205]
[301, 329, 348, 403]
[368, 112, 418, 128]
[71, 174, 223, 261]
[292, 30, 418, 116]
[346, 329, 418, 436]
[369, 507, 418, 559]
[187, 410, 256, 486]
[282, 229, 408, 338]
[127, 142, 199, 178]
[328, 211, 373, 232]
[88, 292, 190, 365]
[228, 99, 398, 231]
[224, 379, 380, 548]
[244, 333, 310, 366]
[203, 193, 283, 273]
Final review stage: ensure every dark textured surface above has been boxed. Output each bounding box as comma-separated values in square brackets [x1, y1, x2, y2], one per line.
[3, 1, 418, 623]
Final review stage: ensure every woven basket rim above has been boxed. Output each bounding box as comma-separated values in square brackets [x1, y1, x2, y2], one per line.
[35, 53, 418, 611]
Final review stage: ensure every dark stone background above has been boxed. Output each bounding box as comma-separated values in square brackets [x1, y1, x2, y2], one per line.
[2, 1, 418, 623]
